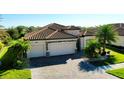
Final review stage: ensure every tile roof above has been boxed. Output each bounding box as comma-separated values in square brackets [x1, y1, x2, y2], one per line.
[25, 23, 77, 40]
[44, 23, 66, 30]
[47, 30, 76, 39]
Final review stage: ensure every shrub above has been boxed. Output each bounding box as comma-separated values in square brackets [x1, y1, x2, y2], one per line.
[84, 39, 101, 58]
[89, 55, 116, 66]
[0, 39, 30, 69]
[13, 59, 29, 69]
[0, 46, 17, 69]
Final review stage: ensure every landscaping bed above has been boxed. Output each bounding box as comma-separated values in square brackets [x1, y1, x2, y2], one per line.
[106, 68, 124, 79]
[89, 58, 109, 66]
[89, 48, 124, 66]
[0, 69, 31, 79]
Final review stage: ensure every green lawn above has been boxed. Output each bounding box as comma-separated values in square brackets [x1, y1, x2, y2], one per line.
[106, 68, 124, 79]
[89, 48, 124, 66]
[0, 69, 31, 79]
[106, 49, 124, 64]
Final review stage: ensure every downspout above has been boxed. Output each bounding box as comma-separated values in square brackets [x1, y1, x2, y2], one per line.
[45, 39, 49, 57]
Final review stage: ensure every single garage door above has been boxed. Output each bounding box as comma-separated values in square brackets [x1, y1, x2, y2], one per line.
[48, 41, 76, 56]
[27, 44, 45, 58]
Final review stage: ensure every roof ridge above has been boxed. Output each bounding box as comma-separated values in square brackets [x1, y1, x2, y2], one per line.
[46, 30, 58, 39]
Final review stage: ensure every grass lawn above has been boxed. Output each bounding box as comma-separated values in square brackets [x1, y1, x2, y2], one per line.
[0, 69, 31, 79]
[106, 68, 124, 79]
[89, 48, 124, 66]
[106, 49, 124, 64]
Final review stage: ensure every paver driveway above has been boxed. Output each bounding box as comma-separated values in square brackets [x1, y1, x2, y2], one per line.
[29, 54, 118, 79]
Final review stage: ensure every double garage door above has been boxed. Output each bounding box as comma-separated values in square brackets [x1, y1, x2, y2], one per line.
[48, 41, 76, 56]
[27, 41, 77, 58]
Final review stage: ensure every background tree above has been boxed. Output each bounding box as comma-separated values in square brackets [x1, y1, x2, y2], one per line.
[0, 29, 11, 44]
[96, 25, 118, 52]
[28, 26, 37, 32]
[16, 26, 29, 37]
[7, 27, 20, 39]
[7, 26, 29, 39]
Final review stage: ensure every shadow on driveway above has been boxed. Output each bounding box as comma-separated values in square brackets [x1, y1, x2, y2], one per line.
[78, 61, 112, 73]
[29, 52, 83, 68]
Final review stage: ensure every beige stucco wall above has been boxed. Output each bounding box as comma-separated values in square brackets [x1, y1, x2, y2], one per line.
[27, 38, 78, 58]
[80, 36, 96, 49]
[64, 30, 80, 36]
[112, 36, 124, 47]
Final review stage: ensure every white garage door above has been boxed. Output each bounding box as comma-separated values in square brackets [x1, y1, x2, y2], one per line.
[48, 41, 76, 56]
[27, 44, 45, 58]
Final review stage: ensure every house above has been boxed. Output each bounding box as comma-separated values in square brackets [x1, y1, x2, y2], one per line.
[25, 23, 81, 58]
[80, 23, 124, 48]
[111, 23, 124, 47]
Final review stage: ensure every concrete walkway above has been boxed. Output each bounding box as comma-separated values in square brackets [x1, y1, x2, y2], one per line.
[30, 57, 120, 79]
[97, 63, 124, 71]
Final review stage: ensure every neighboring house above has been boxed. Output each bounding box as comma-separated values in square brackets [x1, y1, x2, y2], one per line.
[80, 23, 124, 49]
[25, 23, 81, 58]
[111, 23, 124, 47]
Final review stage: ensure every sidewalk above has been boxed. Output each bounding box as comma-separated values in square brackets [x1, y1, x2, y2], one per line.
[98, 63, 124, 72]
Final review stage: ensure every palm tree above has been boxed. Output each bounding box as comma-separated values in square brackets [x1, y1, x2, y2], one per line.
[96, 24, 118, 52]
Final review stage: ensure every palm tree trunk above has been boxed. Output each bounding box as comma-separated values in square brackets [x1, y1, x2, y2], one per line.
[103, 32, 107, 52]
[103, 39, 106, 52]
